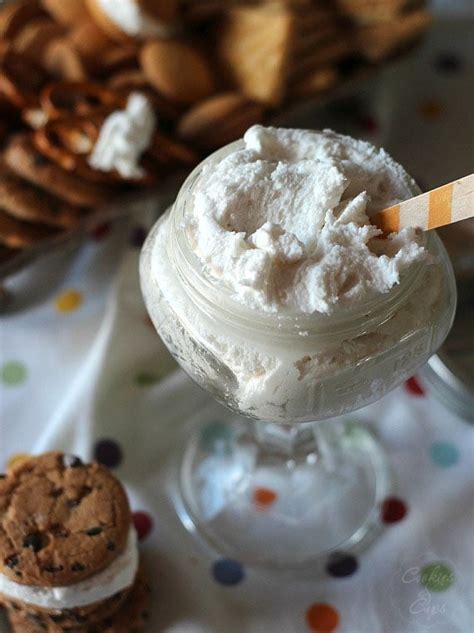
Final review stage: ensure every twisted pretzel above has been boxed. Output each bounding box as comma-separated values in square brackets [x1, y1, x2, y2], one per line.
[40, 81, 123, 119]
[0, 48, 49, 109]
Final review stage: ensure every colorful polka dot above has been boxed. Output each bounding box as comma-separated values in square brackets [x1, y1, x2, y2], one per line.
[135, 372, 160, 387]
[89, 221, 112, 241]
[381, 497, 409, 524]
[7, 453, 30, 469]
[326, 552, 358, 578]
[130, 226, 147, 249]
[55, 289, 83, 313]
[132, 511, 153, 541]
[253, 487, 278, 508]
[418, 99, 444, 120]
[420, 562, 454, 592]
[404, 376, 425, 396]
[1, 361, 27, 386]
[200, 421, 233, 455]
[212, 559, 245, 586]
[94, 439, 123, 469]
[306, 603, 340, 632]
[430, 441, 459, 468]
[434, 52, 463, 74]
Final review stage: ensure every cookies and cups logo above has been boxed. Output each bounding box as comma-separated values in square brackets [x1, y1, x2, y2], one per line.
[390, 554, 461, 630]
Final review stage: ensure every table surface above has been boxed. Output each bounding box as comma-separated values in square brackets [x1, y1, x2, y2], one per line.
[1, 18, 473, 633]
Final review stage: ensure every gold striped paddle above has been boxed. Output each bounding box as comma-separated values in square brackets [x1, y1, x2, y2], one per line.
[372, 173, 473, 234]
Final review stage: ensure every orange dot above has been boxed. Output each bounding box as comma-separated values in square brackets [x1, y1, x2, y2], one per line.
[253, 487, 278, 508]
[7, 453, 30, 470]
[55, 289, 83, 313]
[306, 603, 340, 633]
[418, 99, 444, 120]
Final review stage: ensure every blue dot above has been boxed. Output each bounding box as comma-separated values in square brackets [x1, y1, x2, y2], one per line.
[212, 559, 245, 586]
[430, 442, 460, 468]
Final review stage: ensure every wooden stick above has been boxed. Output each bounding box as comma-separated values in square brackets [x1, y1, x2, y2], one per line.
[372, 174, 474, 233]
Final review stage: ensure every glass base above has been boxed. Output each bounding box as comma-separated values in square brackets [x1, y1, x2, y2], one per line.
[177, 413, 391, 569]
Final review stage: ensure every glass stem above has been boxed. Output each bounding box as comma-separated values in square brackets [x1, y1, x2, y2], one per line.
[251, 419, 343, 472]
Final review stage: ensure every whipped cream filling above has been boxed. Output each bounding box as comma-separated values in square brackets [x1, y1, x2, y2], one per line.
[96, 0, 174, 37]
[186, 125, 426, 315]
[0, 527, 138, 610]
[89, 92, 156, 179]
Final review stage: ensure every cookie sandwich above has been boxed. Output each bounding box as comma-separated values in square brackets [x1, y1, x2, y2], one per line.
[0, 452, 150, 632]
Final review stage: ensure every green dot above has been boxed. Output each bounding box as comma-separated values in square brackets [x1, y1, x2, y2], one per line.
[135, 372, 160, 387]
[420, 562, 454, 592]
[1, 361, 27, 386]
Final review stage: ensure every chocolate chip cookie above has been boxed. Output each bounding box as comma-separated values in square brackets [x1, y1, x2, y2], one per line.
[5, 565, 150, 633]
[0, 452, 131, 587]
[3, 585, 131, 630]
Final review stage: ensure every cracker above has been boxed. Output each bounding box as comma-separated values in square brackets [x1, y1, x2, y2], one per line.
[357, 9, 431, 60]
[216, 1, 346, 106]
[217, 2, 296, 106]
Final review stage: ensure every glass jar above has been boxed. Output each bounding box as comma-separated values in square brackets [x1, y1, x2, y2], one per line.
[140, 142, 457, 424]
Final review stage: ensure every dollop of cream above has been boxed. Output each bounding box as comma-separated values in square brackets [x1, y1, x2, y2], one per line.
[89, 92, 155, 179]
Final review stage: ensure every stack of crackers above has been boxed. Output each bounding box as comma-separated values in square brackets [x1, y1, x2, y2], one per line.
[0, 0, 431, 267]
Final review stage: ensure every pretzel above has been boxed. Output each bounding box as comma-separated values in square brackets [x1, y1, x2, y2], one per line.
[34, 115, 100, 172]
[33, 113, 156, 186]
[40, 81, 123, 119]
[0, 48, 48, 109]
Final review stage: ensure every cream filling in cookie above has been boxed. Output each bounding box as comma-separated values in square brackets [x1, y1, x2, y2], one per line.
[0, 527, 138, 610]
[95, 0, 175, 37]
[89, 92, 156, 179]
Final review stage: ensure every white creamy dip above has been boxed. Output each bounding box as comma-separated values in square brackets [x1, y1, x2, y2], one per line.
[186, 125, 426, 315]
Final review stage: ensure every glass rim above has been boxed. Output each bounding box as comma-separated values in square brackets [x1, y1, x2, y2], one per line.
[161, 138, 430, 338]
